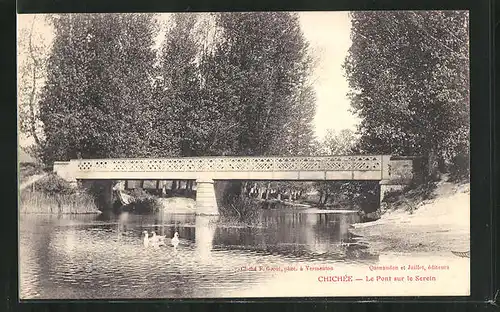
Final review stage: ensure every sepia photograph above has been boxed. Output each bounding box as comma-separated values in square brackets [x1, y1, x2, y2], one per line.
[17, 11, 470, 299]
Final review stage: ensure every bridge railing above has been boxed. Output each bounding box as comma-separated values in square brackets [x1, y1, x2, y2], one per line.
[69, 155, 387, 173]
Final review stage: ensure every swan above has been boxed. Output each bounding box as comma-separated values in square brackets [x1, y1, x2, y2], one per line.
[150, 231, 166, 247]
[340, 239, 353, 247]
[143, 231, 150, 247]
[171, 232, 180, 248]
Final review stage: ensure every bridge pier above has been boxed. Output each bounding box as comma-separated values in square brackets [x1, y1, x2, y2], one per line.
[195, 179, 219, 216]
[379, 156, 425, 204]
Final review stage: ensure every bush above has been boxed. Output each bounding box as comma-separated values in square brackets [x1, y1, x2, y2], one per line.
[127, 188, 162, 214]
[381, 189, 405, 204]
[381, 182, 437, 214]
[33, 173, 75, 196]
[22, 173, 101, 214]
[215, 181, 263, 224]
[449, 153, 470, 182]
[219, 196, 261, 223]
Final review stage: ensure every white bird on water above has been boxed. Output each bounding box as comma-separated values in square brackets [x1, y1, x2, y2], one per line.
[340, 239, 354, 247]
[143, 231, 150, 248]
[150, 231, 166, 248]
[171, 232, 180, 248]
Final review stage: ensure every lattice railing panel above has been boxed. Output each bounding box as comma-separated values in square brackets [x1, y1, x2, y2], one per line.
[73, 156, 383, 172]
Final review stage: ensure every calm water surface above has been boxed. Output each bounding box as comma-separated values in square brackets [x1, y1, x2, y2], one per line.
[20, 208, 379, 299]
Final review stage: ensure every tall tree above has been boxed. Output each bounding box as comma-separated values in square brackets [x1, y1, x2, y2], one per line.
[17, 15, 51, 157]
[201, 12, 316, 156]
[195, 12, 318, 208]
[153, 13, 206, 157]
[39, 13, 158, 164]
[323, 128, 357, 155]
[344, 11, 469, 177]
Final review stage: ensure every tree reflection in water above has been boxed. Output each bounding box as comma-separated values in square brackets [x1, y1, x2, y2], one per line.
[19, 207, 377, 299]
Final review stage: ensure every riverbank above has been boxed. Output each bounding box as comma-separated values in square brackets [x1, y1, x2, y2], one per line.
[19, 189, 101, 214]
[19, 173, 101, 214]
[350, 178, 470, 256]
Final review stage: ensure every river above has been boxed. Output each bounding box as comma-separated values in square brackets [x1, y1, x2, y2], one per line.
[19, 207, 469, 299]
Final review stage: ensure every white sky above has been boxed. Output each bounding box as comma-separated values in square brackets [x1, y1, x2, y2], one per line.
[298, 12, 358, 139]
[17, 12, 358, 147]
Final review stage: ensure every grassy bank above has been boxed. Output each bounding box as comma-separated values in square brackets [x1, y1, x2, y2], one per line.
[19, 173, 100, 214]
[19, 189, 100, 214]
[350, 177, 470, 256]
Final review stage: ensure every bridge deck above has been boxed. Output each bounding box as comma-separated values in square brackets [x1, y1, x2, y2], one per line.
[54, 155, 392, 181]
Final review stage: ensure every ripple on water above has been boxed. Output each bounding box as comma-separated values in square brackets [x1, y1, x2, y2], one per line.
[19, 211, 372, 299]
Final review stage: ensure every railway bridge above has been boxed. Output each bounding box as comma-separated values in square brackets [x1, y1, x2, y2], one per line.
[53, 155, 421, 215]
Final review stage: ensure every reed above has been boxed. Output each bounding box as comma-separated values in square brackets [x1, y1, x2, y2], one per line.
[19, 189, 100, 214]
[219, 196, 262, 225]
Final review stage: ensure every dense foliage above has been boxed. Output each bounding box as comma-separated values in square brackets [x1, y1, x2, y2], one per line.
[34, 173, 75, 195]
[344, 11, 469, 180]
[151, 14, 202, 157]
[38, 12, 316, 165]
[127, 188, 162, 213]
[32, 12, 317, 213]
[38, 14, 158, 164]
[201, 12, 316, 156]
[17, 16, 48, 151]
[20, 12, 470, 214]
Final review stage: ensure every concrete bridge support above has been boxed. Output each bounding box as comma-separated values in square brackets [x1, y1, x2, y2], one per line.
[195, 179, 219, 216]
[378, 156, 425, 204]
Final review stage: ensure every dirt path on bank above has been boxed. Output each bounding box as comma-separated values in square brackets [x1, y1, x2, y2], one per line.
[350, 181, 470, 256]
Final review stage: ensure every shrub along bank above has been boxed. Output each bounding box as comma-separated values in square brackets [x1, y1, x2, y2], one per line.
[19, 173, 100, 214]
[119, 188, 163, 214]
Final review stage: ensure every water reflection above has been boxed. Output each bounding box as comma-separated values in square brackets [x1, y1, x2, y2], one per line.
[195, 216, 217, 263]
[20, 208, 377, 299]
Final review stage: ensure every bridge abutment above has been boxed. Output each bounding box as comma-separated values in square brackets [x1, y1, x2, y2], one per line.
[379, 156, 425, 204]
[379, 180, 407, 204]
[195, 179, 219, 216]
